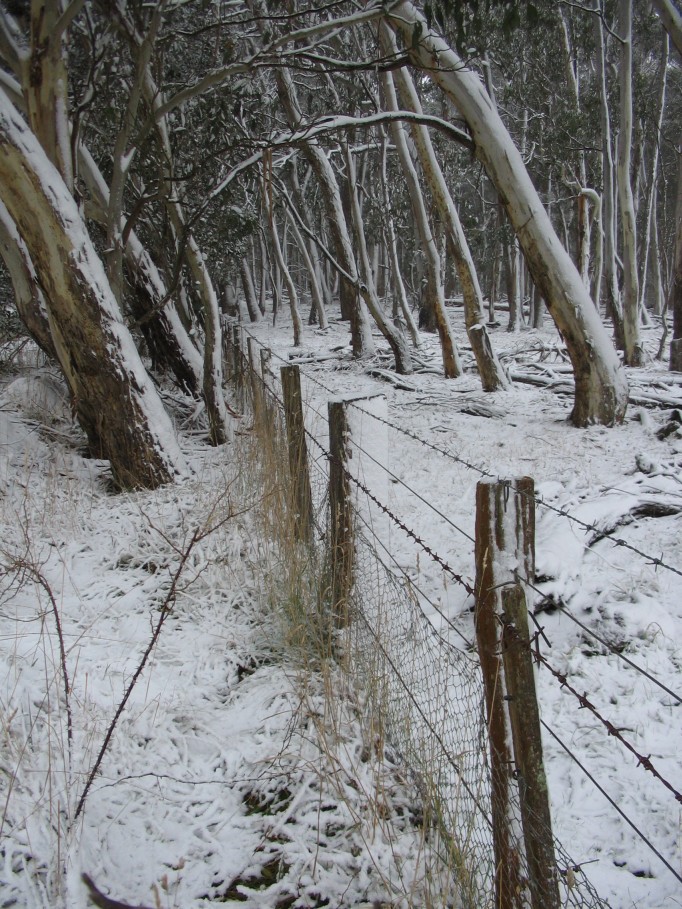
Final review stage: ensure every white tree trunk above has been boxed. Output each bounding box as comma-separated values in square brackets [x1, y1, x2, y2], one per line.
[650, 0, 682, 56]
[386, 1, 627, 425]
[268, 209, 303, 347]
[379, 133, 421, 347]
[617, 0, 643, 366]
[344, 143, 413, 374]
[594, 1, 624, 347]
[0, 89, 186, 487]
[639, 34, 668, 317]
[378, 58, 460, 377]
[240, 258, 261, 322]
[25, 0, 73, 190]
[669, 140, 682, 371]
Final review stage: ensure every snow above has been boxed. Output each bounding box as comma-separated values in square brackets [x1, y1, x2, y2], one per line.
[1, 299, 681, 909]
[231, 307, 682, 909]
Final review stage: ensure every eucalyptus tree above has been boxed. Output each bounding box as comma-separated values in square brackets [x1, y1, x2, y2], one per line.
[379, 22, 508, 390]
[0, 1, 189, 487]
[378, 56, 460, 377]
[617, 0, 643, 366]
[384, 0, 628, 425]
[0, 88, 187, 487]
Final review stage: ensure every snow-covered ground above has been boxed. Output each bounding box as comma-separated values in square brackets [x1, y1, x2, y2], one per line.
[1, 303, 680, 908]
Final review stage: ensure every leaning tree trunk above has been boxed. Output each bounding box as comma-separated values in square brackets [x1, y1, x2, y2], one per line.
[650, 0, 682, 57]
[0, 90, 186, 488]
[386, 1, 628, 426]
[388, 43, 508, 389]
[78, 145, 204, 397]
[344, 142, 413, 374]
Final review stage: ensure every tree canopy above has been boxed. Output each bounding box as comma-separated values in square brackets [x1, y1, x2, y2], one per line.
[0, 0, 680, 485]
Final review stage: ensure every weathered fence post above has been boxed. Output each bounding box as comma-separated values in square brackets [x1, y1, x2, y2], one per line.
[246, 336, 260, 417]
[500, 584, 561, 909]
[281, 365, 313, 543]
[474, 477, 560, 909]
[260, 348, 272, 386]
[328, 399, 353, 627]
[232, 323, 243, 410]
[327, 394, 387, 628]
[260, 348, 274, 422]
[221, 316, 232, 380]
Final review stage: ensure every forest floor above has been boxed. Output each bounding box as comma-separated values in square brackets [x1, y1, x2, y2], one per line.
[0, 302, 680, 909]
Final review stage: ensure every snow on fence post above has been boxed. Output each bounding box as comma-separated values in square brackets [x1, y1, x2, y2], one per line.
[281, 365, 313, 544]
[327, 394, 387, 628]
[474, 477, 560, 909]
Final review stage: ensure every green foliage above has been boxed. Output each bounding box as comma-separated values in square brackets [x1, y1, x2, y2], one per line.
[423, 0, 549, 55]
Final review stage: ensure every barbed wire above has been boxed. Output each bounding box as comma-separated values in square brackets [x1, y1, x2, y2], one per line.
[541, 721, 682, 888]
[347, 397, 682, 579]
[235, 332, 682, 702]
[525, 575, 682, 706]
[336, 460, 476, 597]
[229, 335, 681, 902]
[353, 504, 476, 650]
[532, 644, 682, 807]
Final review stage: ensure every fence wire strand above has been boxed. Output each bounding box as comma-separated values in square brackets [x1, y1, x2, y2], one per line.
[227, 331, 677, 908]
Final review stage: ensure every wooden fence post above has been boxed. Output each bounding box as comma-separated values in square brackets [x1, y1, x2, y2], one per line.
[281, 365, 313, 543]
[246, 336, 260, 417]
[500, 585, 561, 909]
[474, 477, 560, 909]
[260, 348, 272, 386]
[232, 323, 243, 410]
[327, 394, 387, 628]
[328, 399, 353, 627]
[260, 348, 273, 422]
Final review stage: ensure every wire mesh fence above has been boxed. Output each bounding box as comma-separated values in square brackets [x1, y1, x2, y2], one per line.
[226, 328, 652, 908]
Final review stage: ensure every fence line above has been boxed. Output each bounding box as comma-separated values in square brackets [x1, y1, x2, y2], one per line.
[239, 327, 681, 702]
[241, 329, 682, 582]
[239, 329, 682, 704]
[230, 328, 680, 905]
[541, 722, 682, 887]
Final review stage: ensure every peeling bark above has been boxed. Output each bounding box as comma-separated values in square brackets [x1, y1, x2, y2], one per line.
[0, 197, 57, 359]
[0, 91, 186, 487]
